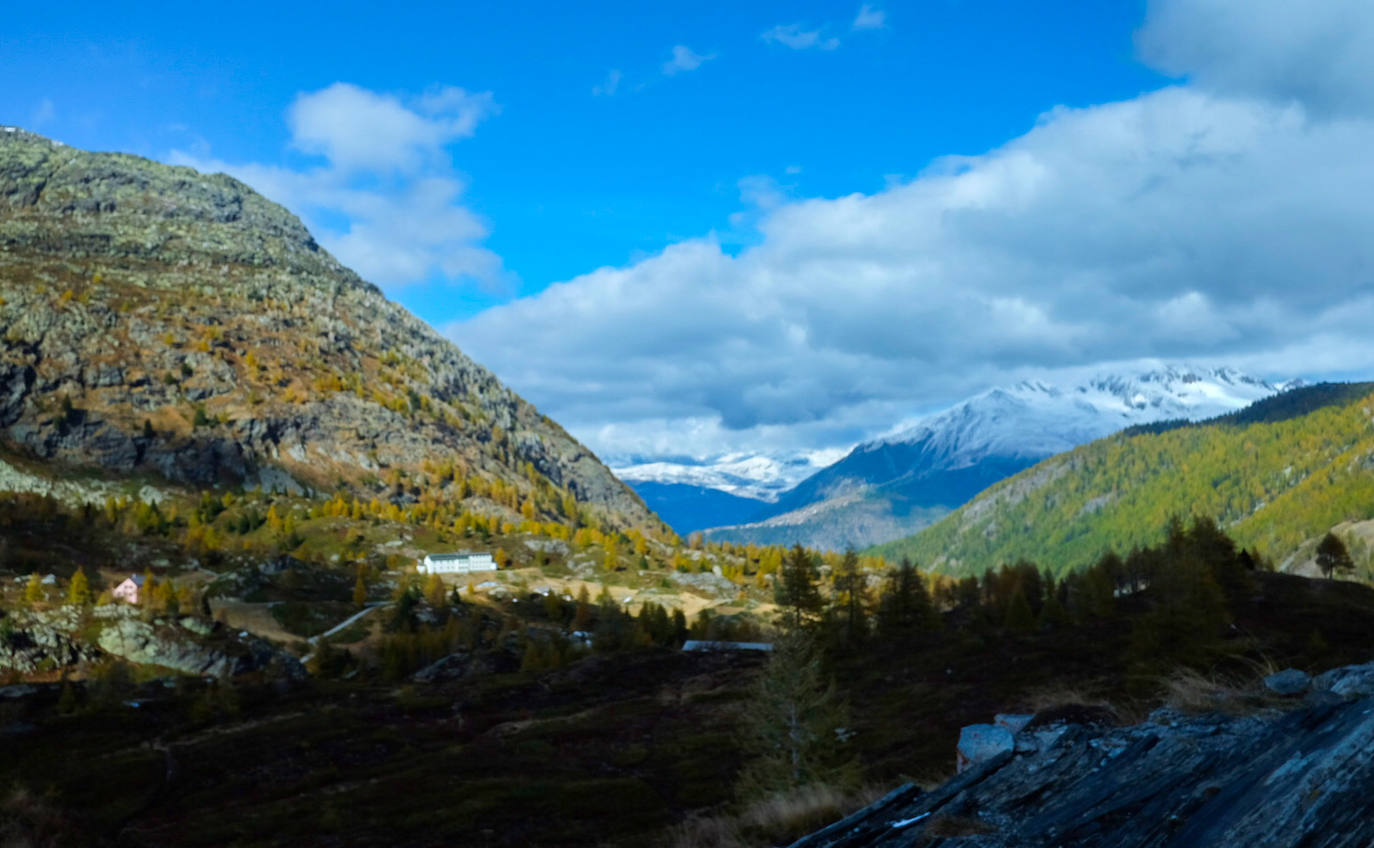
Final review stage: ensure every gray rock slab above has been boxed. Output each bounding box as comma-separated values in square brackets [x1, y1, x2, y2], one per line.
[1264, 668, 1311, 696]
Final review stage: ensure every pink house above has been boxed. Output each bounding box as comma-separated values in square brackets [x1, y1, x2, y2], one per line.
[112, 574, 145, 604]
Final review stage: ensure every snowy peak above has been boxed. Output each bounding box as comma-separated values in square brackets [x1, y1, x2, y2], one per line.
[871, 364, 1286, 467]
[611, 449, 847, 503]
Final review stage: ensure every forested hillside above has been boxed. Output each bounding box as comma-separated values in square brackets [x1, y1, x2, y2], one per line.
[872, 383, 1374, 578]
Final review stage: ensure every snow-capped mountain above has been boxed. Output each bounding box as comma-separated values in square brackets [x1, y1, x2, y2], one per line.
[870, 364, 1287, 468]
[704, 365, 1293, 551]
[611, 450, 845, 503]
[612, 449, 848, 535]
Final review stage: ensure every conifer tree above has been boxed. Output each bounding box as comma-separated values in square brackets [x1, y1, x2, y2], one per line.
[831, 549, 871, 645]
[1003, 588, 1035, 633]
[876, 557, 939, 638]
[67, 568, 92, 606]
[775, 544, 823, 632]
[735, 633, 858, 800]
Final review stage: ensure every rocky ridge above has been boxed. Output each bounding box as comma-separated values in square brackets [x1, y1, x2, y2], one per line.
[0, 127, 657, 530]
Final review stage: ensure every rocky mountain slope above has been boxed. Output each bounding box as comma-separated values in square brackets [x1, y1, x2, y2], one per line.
[793, 662, 1374, 847]
[707, 365, 1282, 551]
[0, 127, 657, 531]
[874, 381, 1374, 578]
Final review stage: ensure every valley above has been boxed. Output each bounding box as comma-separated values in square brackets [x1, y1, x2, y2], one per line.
[3, 127, 1374, 848]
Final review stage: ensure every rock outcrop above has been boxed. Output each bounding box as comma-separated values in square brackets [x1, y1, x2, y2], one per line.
[794, 664, 1374, 847]
[0, 127, 659, 531]
[97, 615, 304, 679]
[0, 606, 99, 673]
[0, 604, 303, 679]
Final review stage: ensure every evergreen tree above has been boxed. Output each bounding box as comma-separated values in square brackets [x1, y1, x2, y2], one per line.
[775, 544, 824, 632]
[830, 549, 871, 645]
[735, 633, 858, 800]
[1003, 587, 1034, 633]
[568, 585, 592, 630]
[876, 557, 938, 638]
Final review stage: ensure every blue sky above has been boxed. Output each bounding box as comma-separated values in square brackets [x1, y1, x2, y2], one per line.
[5, 1, 1374, 473]
[5, 1, 1162, 320]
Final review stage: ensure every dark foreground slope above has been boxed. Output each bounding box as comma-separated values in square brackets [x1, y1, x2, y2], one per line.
[793, 663, 1374, 848]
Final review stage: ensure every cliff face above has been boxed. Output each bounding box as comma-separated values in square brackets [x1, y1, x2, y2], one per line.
[794, 663, 1374, 848]
[0, 128, 657, 530]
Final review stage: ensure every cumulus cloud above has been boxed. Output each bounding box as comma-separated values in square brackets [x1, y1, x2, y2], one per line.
[453, 82, 1374, 461]
[169, 82, 502, 289]
[852, 4, 886, 31]
[762, 23, 841, 51]
[662, 45, 715, 76]
[1138, 0, 1374, 117]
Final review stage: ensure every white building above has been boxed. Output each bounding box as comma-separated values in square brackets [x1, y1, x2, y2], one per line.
[417, 552, 498, 575]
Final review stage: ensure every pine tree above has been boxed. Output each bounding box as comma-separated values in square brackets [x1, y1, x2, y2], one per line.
[876, 557, 939, 638]
[571, 586, 593, 631]
[831, 549, 871, 645]
[775, 544, 823, 632]
[1003, 588, 1034, 633]
[353, 570, 368, 608]
[735, 633, 859, 800]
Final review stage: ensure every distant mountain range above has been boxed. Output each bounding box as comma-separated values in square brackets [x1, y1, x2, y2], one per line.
[699, 365, 1292, 550]
[872, 381, 1374, 578]
[613, 450, 843, 534]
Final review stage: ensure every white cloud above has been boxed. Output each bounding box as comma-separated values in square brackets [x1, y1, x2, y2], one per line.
[453, 84, 1374, 461]
[169, 82, 503, 289]
[662, 45, 715, 76]
[592, 69, 623, 96]
[852, 4, 886, 31]
[288, 83, 495, 174]
[762, 23, 841, 51]
[1137, 0, 1374, 117]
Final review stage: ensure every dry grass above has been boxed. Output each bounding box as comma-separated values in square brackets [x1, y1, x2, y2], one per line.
[1022, 685, 1142, 726]
[1161, 666, 1286, 716]
[1024, 685, 1114, 714]
[665, 783, 885, 848]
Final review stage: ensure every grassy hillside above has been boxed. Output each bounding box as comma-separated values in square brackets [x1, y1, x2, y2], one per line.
[871, 383, 1374, 578]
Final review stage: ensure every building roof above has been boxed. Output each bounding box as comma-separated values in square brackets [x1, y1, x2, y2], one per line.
[682, 640, 774, 652]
